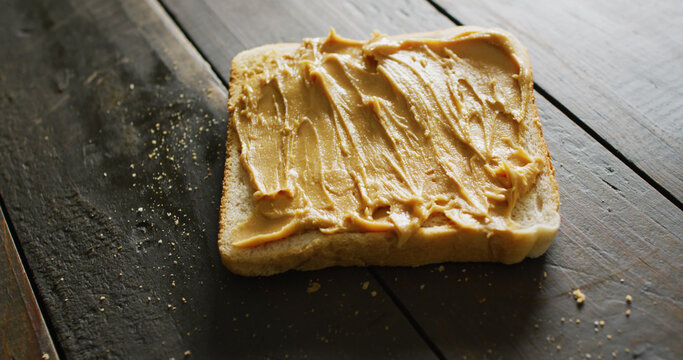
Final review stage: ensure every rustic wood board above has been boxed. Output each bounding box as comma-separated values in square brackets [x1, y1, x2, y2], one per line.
[0, 0, 437, 358]
[431, 0, 683, 202]
[0, 0, 681, 358]
[159, 0, 683, 358]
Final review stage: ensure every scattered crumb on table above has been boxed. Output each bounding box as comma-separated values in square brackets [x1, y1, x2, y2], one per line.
[573, 289, 586, 304]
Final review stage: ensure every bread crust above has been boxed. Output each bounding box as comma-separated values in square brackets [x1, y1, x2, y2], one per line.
[219, 27, 560, 276]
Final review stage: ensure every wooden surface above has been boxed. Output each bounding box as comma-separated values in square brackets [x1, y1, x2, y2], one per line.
[0, 0, 681, 359]
[1, 205, 58, 360]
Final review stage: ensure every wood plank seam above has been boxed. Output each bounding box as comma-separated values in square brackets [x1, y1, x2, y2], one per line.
[155, 0, 229, 98]
[369, 268, 447, 360]
[425, 0, 683, 211]
[0, 193, 61, 360]
[151, 0, 449, 357]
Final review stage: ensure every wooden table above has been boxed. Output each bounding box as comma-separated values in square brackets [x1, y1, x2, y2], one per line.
[1, 0, 681, 358]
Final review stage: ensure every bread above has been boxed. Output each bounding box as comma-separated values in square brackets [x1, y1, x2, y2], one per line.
[219, 27, 560, 276]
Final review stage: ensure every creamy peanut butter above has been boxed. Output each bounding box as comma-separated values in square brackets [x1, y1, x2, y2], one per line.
[230, 28, 545, 248]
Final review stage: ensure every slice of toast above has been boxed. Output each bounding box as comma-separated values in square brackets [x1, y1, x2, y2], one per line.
[219, 27, 560, 276]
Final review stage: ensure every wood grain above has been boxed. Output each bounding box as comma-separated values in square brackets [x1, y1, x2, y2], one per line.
[1, 206, 58, 360]
[159, 0, 683, 358]
[0, 0, 436, 358]
[432, 0, 683, 201]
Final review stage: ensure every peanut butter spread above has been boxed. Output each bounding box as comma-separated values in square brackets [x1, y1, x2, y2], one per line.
[230, 28, 545, 248]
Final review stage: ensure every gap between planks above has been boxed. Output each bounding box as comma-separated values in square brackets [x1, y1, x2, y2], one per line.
[152, 0, 448, 357]
[426, 0, 682, 211]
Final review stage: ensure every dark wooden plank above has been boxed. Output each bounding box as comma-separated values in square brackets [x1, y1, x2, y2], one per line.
[432, 0, 683, 201]
[1, 206, 59, 360]
[0, 0, 437, 358]
[159, 0, 452, 84]
[159, 0, 683, 358]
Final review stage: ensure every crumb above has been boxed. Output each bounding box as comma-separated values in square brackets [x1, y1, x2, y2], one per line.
[438, 265, 445, 272]
[561, 317, 565, 323]
[419, 284, 425, 290]
[620, 278, 624, 283]
[625, 348, 630, 353]
[576, 319, 581, 324]
[184, 350, 191, 357]
[556, 345, 561, 351]
[99, 296, 105, 301]
[361, 281, 369, 290]
[371, 291, 377, 297]
[130, 83, 135, 90]
[625, 294, 632, 303]
[573, 289, 586, 304]
[625, 309, 631, 317]
[306, 282, 321, 293]
[182, 297, 187, 303]
[544, 271, 548, 278]
[42, 353, 50, 360]
[599, 320, 605, 327]
[607, 334, 612, 340]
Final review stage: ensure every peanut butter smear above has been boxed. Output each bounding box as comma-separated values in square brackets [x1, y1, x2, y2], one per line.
[229, 28, 545, 248]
